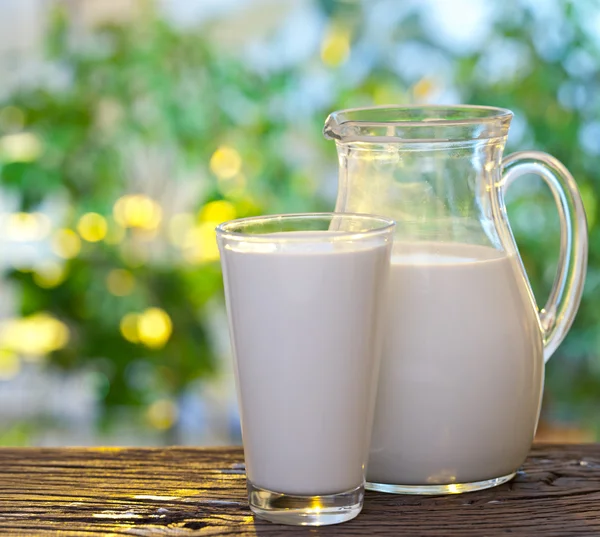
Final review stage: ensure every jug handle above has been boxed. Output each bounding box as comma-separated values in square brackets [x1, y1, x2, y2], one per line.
[501, 151, 588, 363]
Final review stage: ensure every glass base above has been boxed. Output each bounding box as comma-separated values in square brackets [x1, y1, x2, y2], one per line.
[366, 472, 516, 495]
[247, 481, 363, 526]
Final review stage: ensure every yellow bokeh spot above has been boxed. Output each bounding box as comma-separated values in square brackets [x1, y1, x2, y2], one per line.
[168, 213, 195, 247]
[0, 350, 20, 380]
[113, 194, 162, 230]
[199, 200, 237, 224]
[147, 399, 178, 430]
[413, 78, 436, 101]
[120, 313, 140, 343]
[321, 25, 351, 67]
[138, 308, 173, 349]
[33, 261, 67, 289]
[120, 309, 172, 347]
[209, 146, 242, 180]
[77, 213, 108, 242]
[6, 212, 50, 241]
[0, 313, 69, 356]
[0, 132, 43, 162]
[106, 269, 135, 296]
[183, 223, 220, 264]
[51, 228, 81, 259]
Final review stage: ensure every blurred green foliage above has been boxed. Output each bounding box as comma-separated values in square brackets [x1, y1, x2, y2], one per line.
[0, 0, 598, 440]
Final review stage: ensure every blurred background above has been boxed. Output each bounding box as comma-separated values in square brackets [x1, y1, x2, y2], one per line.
[0, 0, 598, 446]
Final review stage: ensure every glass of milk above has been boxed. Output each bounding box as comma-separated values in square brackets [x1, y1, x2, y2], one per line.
[217, 213, 394, 526]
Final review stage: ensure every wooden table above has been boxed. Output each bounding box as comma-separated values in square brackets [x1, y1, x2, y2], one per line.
[1, 444, 599, 536]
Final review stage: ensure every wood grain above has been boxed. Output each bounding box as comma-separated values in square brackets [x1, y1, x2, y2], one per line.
[1, 445, 600, 536]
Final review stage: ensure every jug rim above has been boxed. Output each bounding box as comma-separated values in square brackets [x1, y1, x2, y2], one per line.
[323, 104, 513, 143]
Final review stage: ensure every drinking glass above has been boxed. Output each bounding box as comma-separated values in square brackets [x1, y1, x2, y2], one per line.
[217, 213, 394, 525]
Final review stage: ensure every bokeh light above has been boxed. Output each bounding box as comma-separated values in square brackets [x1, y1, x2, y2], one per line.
[0, 313, 69, 357]
[146, 399, 178, 430]
[6, 212, 51, 241]
[113, 194, 162, 230]
[120, 313, 140, 343]
[209, 146, 242, 179]
[413, 77, 437, 101]
[199, 200, 237, 224]
[77, 213, 108, 242]
[106, 269, 136, 296]
[176, 200, 237, 264]
[119, 308, 172, 349]
[138, 308, 172, 349]
[182, 222, 220, 263]
[320, 24, 350, 67]
[0, 132, 43, 162]
[33, 261, 68, 289]
[51, 229, 82, 259]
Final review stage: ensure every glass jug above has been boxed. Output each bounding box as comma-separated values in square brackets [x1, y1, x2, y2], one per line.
[324, 105, 588, 495]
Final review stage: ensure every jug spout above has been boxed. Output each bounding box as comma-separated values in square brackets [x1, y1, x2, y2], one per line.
[323, 111, 342, 141]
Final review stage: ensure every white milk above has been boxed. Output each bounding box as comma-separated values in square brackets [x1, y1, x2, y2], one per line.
[367, 242, 544, 486]
[221, 233, 391, 496]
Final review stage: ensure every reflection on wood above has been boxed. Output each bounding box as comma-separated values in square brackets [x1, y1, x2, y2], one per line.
[1, 445, 600, 535]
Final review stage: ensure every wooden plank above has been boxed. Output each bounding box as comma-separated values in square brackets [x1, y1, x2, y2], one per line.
[0, 445, 600, 535]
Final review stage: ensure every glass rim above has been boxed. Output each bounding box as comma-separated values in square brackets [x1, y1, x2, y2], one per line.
[216, 212, 396, 243]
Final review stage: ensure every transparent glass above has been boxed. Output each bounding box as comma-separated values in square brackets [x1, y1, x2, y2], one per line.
[217, 213, 394, 525]
[324, 105, 588, 495]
